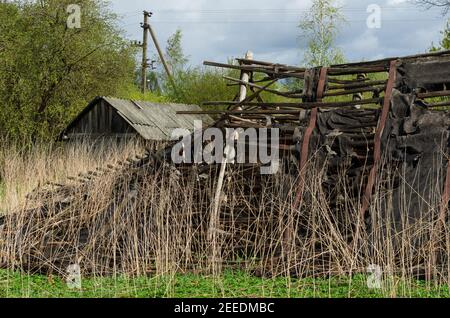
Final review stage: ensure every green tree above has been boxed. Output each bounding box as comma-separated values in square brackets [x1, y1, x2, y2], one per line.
[431, 21, 450, 51]
[299, 0, 346, 67]
[0, 0, 136, 139]
[165, 29, 189, 73]
[157, 30, 280, 109]
[164, 67, 237, 108]
[156, 30, 236, 107]
[153, 28, 189, 94]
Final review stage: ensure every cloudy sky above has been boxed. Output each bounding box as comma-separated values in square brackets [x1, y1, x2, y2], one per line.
[110, 0, 448, 66]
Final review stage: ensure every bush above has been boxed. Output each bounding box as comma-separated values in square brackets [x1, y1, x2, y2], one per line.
[0, 0, 136, 140]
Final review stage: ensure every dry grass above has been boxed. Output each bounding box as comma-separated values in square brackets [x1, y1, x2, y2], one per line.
[0, 139, 449, 297]
[0, 138, 151, 212]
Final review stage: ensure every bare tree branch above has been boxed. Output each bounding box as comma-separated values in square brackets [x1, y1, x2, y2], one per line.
[413, 0, 450, 15]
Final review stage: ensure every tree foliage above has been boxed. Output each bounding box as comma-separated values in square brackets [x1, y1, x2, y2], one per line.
[152, 28, 190, 93]
[164, 67, 238, 108]
[299, 0, 346, 67]
[165, 29, 189, 73]
[0, 0, 136, 139]
[431, 21, 450, 51]
[153, 29, 237, 108]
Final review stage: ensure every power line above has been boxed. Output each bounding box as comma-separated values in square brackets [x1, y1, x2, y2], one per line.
[118, 7, 444, 13]
[145, 18, 444, 24]
[116, 9, 446, 26]
[115, 5, 446, 17]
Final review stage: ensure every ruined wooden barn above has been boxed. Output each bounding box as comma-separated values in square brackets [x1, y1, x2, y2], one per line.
[2, 50, 450, 278]
[188, 50, 450, 222]
[58, 96, 213, 141]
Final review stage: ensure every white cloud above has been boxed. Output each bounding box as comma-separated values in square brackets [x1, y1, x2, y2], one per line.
[346, 30, 380, 52]
[111, 0, 446, 66]
[386, 0, 408, 6]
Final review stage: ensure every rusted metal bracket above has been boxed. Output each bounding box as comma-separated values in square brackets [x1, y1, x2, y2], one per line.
[293, 67, 328, 209]
[359, 60, 398, 218]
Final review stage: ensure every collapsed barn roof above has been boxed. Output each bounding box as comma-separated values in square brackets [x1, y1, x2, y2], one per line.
[2, 50, 450, 277]
[59, 96, 214, 141]
[184, 50, 450, 224]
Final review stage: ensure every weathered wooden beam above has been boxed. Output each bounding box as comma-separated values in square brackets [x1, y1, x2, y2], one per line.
[236, 58, 306, 72]
[327, 80, 388, 90]
[235, 58, 275, 66]
[231, 79, 279, 111]
[179, 110, 304, 115]
[417, 90, 450, 99]
[203, 61, 305, 79]
[359, 60, 397, 218]
[203, 61, 256, 71]
[324, 86, 386, 97]
[428, 100, 450, 108]
[224, 76, 301, 98]
[327, 77, 370, 84]
[179, 108, 380, 117]
[327, 66, 389, 75]
[200, 98, 381, 109]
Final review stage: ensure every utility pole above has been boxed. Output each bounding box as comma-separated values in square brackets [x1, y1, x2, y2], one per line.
[140, 11, 151, 94]
[133, 11, 179, 95]
[147, 21, 175, 88]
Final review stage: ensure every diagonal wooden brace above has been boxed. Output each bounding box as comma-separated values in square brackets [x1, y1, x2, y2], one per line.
[293, 67, 328, 210]
[359, 60, 397, 218]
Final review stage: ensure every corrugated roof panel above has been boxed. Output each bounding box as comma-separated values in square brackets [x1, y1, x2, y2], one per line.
[103, 97, 150, 126]
[141, 102, 177, 136]
[132, 124, 167, 140]
[101, 97, 212, 141]
[169, 103, 213, 129]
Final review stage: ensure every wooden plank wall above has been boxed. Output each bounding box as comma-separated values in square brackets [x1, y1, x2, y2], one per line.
[67, 100, 135, 137]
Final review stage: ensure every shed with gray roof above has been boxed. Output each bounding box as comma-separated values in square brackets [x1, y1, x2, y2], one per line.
[59, 96, 213, 141]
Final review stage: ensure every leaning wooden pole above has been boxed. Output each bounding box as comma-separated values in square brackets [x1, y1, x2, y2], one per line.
[147, 15, 177, 92]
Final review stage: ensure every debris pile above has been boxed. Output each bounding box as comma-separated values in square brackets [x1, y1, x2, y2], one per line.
[1, 51, 450, 278]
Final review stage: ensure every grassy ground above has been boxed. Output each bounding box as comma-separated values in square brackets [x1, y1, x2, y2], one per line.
[1, 141, 450, 299]
[0, 270, 449, 298]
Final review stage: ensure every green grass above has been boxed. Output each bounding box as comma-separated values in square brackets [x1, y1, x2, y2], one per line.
[0, 270, 449, 298]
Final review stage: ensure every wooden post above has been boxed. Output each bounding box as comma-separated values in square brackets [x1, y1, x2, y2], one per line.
[235, 51, 253, 110]
[209, 135, 238, 275]
[140, 11, 151, 94]
[147, 18, 177, 91]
